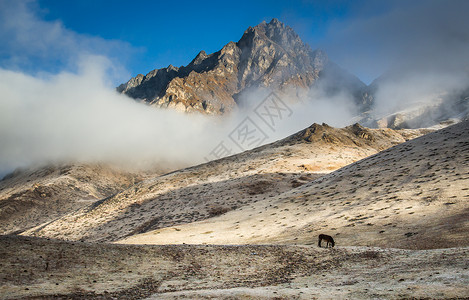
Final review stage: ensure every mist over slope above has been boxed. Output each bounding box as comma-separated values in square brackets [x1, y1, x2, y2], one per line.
[324, 0, 469, 128]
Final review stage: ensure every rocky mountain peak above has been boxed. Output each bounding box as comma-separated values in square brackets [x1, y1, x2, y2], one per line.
[253, 18, 286, 34]
[118, 19, 366, 114]
[238, 18, 304, 53]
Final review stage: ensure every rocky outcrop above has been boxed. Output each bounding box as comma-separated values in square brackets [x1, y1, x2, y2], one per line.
[288, 121, 429, 150]
[118, 19, 367, 114]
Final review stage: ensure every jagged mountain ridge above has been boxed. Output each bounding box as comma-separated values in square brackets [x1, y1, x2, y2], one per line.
[118, 19, 367, 114]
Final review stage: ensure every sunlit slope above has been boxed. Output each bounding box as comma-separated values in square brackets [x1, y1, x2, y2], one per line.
[22, 123, 426, 242]
[120, 121, 469, 249]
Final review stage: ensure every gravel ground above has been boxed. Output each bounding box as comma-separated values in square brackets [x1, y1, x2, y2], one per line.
[1, 236, 468, 299]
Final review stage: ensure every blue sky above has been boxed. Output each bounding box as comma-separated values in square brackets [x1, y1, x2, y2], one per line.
[1, 0, 468, 85]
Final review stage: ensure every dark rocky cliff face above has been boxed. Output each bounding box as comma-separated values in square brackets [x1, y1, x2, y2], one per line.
[118, 19, 367, 114]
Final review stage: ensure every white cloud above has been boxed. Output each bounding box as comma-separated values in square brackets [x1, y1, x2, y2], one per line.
[0, 56, 228, 175]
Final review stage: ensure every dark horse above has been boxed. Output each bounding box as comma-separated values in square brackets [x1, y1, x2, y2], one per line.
[318, 234, 335, 248]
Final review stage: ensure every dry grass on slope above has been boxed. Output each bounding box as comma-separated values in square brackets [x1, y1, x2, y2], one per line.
[21, 124, 427, 243]
[0, 164, 148, 235]
[120, 121, 469, 249]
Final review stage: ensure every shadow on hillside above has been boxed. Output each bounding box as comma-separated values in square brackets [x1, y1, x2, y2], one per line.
[69, 171, 324, 242]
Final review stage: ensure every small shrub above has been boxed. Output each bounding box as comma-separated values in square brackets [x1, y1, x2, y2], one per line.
[208, 205, 230, 217]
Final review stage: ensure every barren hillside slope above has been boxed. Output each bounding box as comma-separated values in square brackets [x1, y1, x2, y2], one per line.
[0, 164, 152, 235]
[22, 124, 427, 242]
[120, 121, 469, 249]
